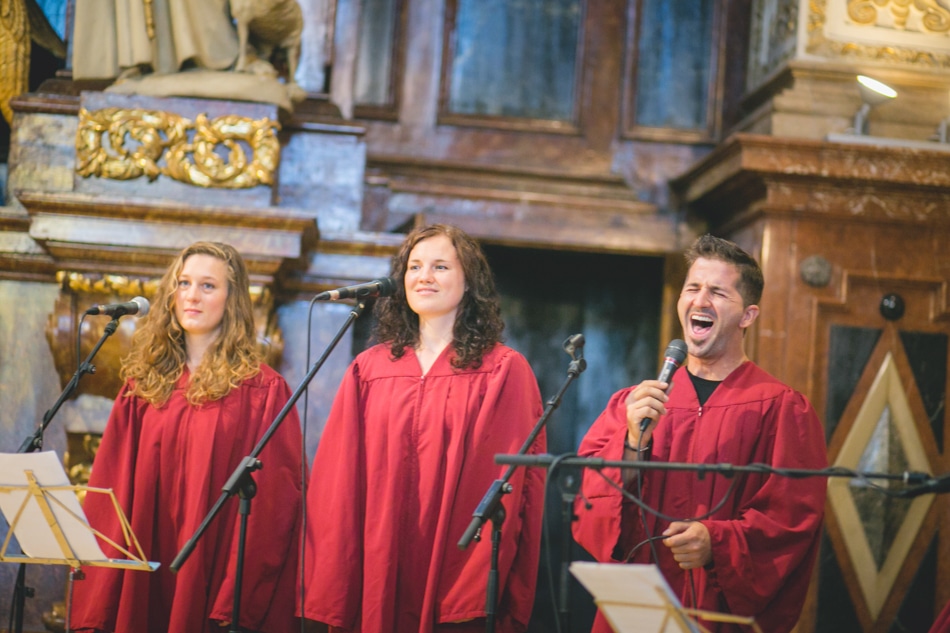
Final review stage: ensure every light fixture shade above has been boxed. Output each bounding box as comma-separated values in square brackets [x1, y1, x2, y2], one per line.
[852, 75, 898, 135]
[857, 75, 898, 107]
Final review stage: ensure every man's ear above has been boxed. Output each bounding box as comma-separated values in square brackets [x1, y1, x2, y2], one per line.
[739, 304, 759, 330]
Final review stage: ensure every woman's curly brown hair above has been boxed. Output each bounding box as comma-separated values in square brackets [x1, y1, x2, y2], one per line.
[373, 224, 504, 369]
[121, 241, 261, 406]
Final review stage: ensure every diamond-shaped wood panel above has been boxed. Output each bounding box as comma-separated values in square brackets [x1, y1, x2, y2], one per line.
[828, 351, 934, 618]
[825, 328, 942, 628]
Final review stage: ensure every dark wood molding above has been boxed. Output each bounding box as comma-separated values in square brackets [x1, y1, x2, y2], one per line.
[361, 152, 698, 255]
[671, 133, 950, 230]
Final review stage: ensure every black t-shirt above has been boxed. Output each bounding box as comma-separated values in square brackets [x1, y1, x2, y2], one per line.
[687, 370, 721, 406]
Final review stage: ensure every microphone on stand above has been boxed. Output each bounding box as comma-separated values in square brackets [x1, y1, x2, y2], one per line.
[639, 339, 688, 432]
[314, 277, 397, 301]
[85, 296, 150, 317]
[896, 472, 950, 498]
[563, 333, 585, 359]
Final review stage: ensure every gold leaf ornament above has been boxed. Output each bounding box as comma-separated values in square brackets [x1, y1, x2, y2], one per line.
[164, 114, 280, 188]
[847, 0, 950, 32]
[76, 107, 189, 181]
[76, 107, 280, 189]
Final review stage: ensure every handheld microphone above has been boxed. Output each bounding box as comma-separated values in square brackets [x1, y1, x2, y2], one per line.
[85, 296, 150, 318]
[639, 339, 688, 432]
[314, 277, 397, 301]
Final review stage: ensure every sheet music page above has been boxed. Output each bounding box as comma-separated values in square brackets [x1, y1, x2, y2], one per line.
[570, 561, 700, 633]
[0, 451, 108, 561]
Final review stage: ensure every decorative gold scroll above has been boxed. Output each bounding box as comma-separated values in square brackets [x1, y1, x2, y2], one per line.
[808, 0, 950, 67]
[75, 107, 281, 189]
[847, 0, 950, 33]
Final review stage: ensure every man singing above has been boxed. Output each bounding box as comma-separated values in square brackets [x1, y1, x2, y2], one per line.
[573, 234, 827, 633]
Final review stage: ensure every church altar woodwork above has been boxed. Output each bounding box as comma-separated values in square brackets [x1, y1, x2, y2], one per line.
[75, 107, 280, 189]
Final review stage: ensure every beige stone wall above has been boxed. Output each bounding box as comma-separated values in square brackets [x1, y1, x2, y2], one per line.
[0, 280, 70, 631]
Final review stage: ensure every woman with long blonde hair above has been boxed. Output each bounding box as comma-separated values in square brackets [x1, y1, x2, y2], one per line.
[71, 242, 303, 633]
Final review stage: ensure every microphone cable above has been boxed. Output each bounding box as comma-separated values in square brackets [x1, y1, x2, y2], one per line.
[298, 292, 321, 633]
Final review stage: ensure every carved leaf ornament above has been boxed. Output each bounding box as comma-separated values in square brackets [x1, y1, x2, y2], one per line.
[76, 107, 281, 189]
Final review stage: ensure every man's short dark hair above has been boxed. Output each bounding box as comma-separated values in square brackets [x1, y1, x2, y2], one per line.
[685, 234, 764, 306]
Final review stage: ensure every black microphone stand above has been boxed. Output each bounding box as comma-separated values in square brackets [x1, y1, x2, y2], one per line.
[895, 472, 950, 497]
[494, 454, 938, 486]
[170, 299, 370, 633]
[10, 316, 122, 633]
[493, 453, 943, 629]
[553, 456, 581, 633]
[458, 334, 587, 633]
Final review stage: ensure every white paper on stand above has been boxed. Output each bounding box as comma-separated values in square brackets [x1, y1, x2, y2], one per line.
[0, 451, 109, 561]
[570, 561, 702, 633]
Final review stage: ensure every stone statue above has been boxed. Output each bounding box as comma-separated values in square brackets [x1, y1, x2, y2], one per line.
[230, 0, 306, 103]
[72, 0, 240, 79]
[72, 0, 306, 111]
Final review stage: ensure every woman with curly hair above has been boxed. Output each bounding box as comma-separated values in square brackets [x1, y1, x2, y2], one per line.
[302, 224, 546, 633]
[71, 242, 303, 633]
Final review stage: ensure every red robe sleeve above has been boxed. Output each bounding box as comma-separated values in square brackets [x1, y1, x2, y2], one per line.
[69, 382, 147, 633]
[436, 350, 546, 632]
[209, 367, 304, 632]
[301, 360, 366, 629]
[571, 387, 632, 564]
[701, 390, 827, 624]
[931, 599, 950, 633]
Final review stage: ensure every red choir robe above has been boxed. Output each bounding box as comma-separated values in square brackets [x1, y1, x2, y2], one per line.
[70, 364, 303, 633]
[573, 362, 827, 633]
[932, 600, 950, 633]
[301, 343, 546, 633]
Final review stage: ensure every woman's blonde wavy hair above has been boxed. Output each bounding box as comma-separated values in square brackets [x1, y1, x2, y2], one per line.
[121, 241, 262, 406]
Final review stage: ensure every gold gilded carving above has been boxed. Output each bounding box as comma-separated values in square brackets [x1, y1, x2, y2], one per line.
[76, 107, 189, 181]
[809, 0, 950, 66]
[58, 270, 160, 297]
[75, 107, 281, 189]
[163, 113, 281, 188]
[0, 0, 29, 124]
[848, 0, 950, 32]
[64, 432, 102, 503]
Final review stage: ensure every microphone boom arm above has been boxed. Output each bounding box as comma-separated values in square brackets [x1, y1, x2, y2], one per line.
[18, 318, 121, 454]
[458, 349, 586, 550]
